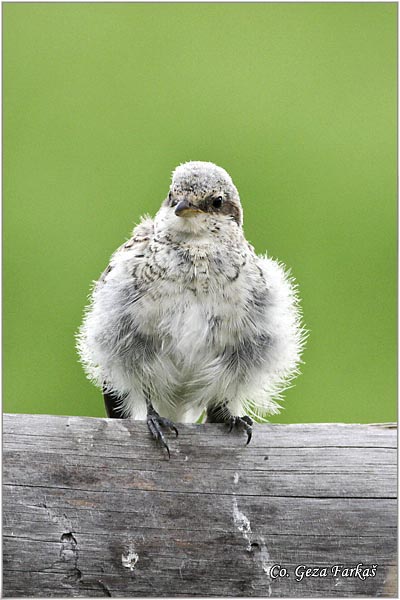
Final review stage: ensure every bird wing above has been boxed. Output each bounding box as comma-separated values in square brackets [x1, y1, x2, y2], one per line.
[89, 216, 155, 418]
[97, 215, 154, 288]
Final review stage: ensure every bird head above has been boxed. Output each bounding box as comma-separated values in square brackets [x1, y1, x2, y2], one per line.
[160, 162, 243, 235]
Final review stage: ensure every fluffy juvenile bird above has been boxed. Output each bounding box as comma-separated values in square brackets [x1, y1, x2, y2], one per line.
[77, 161, 305, 455]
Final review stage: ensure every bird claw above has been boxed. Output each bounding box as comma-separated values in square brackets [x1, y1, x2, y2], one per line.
[147, 412, 179, 459]
[227, 415, 253, 445]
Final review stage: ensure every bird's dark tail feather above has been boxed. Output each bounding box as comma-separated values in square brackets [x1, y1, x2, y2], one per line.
[103, 388, 127, 418]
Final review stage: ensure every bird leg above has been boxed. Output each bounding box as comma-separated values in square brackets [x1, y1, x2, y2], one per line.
[146, 402, 178, 459]
[206, 403, 253, 445]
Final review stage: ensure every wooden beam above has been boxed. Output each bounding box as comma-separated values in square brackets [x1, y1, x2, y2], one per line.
[3, 414, 397, 597]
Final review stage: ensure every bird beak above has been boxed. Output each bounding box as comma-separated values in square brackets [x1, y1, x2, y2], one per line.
[175, 199, 202, 217]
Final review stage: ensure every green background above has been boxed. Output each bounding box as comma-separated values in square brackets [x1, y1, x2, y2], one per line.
[4, 3, 397, 423]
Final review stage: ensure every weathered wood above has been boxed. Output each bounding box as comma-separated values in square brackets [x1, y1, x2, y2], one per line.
[3, 413, 397, 597]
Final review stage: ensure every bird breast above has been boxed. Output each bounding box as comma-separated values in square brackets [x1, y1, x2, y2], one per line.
[130, 235, 253, 365]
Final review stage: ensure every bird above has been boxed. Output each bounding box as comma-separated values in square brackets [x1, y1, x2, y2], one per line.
[77, 161, 305, 456]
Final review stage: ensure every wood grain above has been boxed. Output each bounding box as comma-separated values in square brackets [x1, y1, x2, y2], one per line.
[3, 414, 397, 597]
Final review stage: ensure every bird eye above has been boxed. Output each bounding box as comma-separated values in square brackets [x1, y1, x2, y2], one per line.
[213, 196, 223, 209]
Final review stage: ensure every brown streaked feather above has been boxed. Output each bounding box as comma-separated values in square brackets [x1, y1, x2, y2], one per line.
[96, 217, 155, 288]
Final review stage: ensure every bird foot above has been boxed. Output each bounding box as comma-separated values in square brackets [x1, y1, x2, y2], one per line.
[228, 415, 253, 445]
[147, 408, 178, 459]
